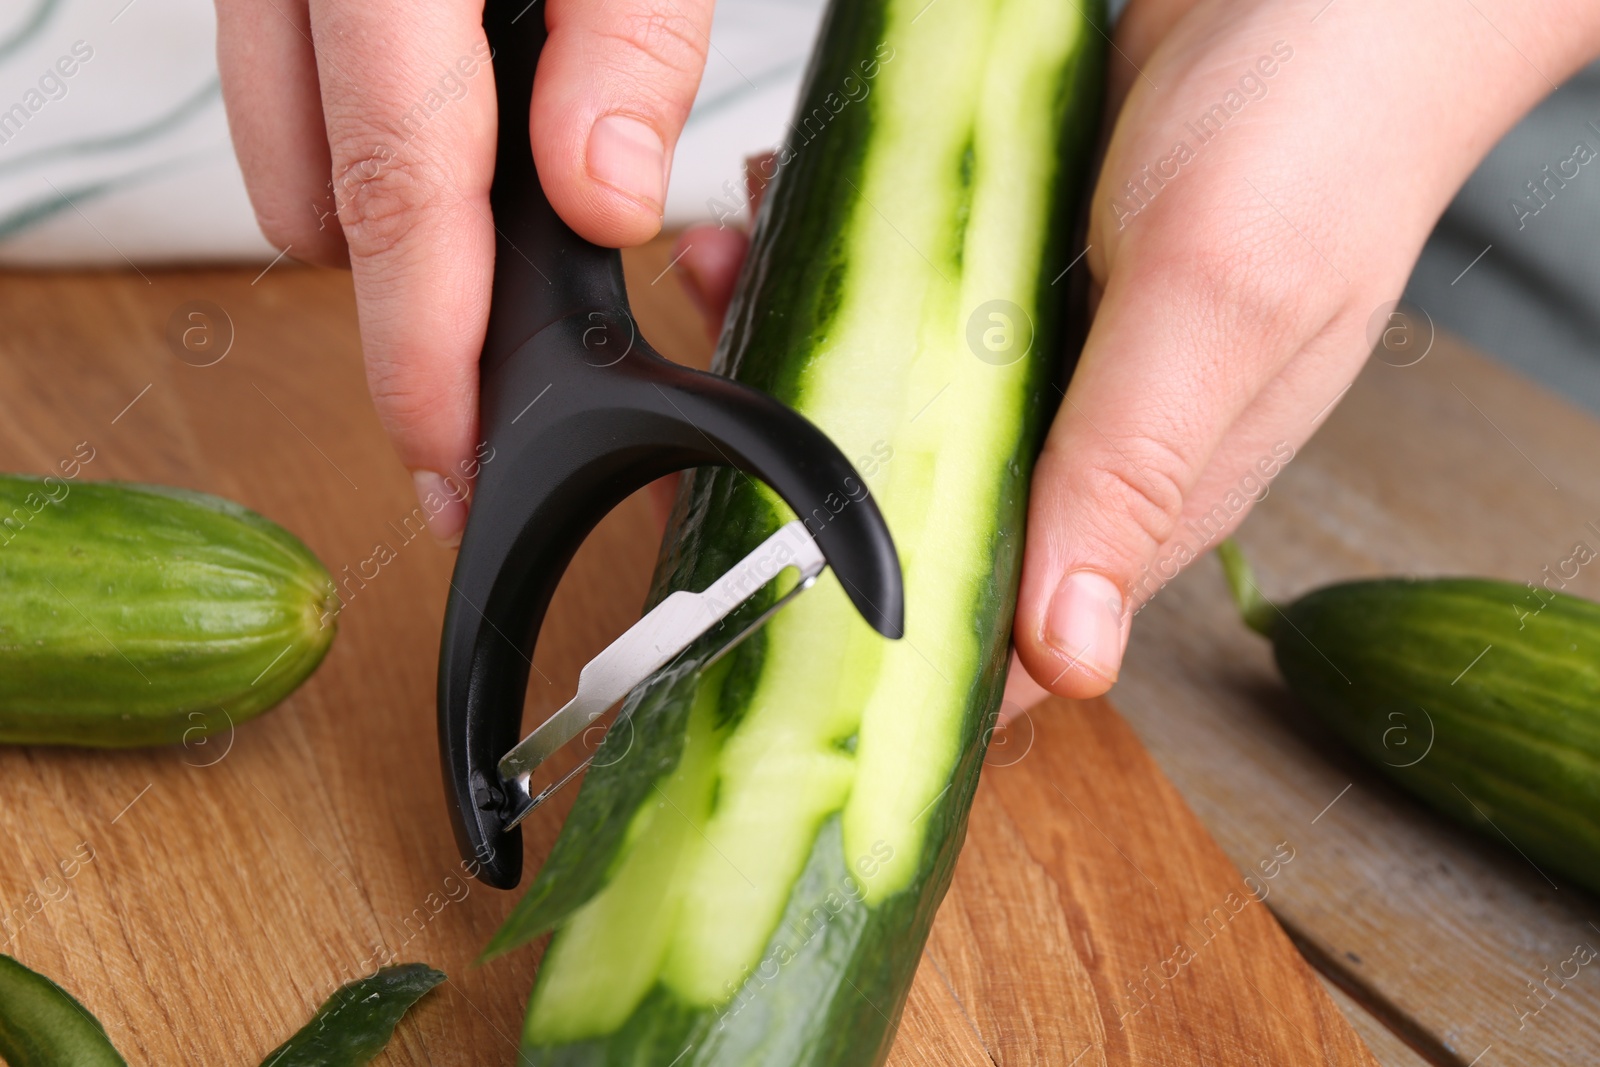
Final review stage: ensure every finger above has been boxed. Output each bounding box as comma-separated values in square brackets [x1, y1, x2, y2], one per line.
[1130, 311, 1367, 584]
[309, 0, 498, 545]
[1000, 651, 1051, 720]
[1013, 215, 1343, 698]
[534, 0, 717, 246]
[646, 474, 680, 530]
[215, 0, 345, 265]
[674, 225, 747, 332]
[676, 153, 773, 331]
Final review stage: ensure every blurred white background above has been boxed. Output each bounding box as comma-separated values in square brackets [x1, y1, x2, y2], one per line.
[0, 0, 825, 265]
[5, 0, 1598, 420]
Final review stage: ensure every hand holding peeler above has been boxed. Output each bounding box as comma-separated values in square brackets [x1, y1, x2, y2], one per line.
[437, 0, 905, 890]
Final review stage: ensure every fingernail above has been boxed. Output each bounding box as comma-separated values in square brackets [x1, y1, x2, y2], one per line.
[412, 470, 468, 549]
[1044, 571, 1126, 683]
[587, 114, 666, 211]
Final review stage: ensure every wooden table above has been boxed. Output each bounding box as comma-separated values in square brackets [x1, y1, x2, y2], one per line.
[1114, 324, 1600, 1066]
[0, 238, 1519, 1065]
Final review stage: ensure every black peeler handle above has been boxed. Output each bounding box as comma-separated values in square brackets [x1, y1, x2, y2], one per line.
[437, 0, 905, 889]
[476, 0, 624, 367]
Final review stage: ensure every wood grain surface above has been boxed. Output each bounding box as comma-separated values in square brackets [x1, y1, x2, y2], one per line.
[0, 242, 1372, 1065]
[890, 698, 1377, 1067]
[1114, 328, 1600, 1065]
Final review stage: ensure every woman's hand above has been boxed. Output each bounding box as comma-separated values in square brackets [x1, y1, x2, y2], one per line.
[215, 0, 717, 544]
[678, 0, 1600, 706]
[1009, 0, 1600, 698]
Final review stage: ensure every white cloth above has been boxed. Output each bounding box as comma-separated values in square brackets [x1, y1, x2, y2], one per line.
[0, 0, 823, 266]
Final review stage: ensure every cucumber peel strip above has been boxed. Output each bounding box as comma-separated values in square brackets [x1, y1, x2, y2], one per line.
[257, 963, 445, 1066]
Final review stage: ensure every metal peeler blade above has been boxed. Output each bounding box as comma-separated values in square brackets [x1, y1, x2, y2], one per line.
[496, 520, 825, 830]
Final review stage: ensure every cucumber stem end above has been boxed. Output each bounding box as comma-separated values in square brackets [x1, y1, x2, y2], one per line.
[1216, 539, 1276, 637]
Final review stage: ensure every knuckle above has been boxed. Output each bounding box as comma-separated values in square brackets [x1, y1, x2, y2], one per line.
[365, 358, 443, 439]
[595, 7, 708, 84]
[1186, 246, 1312, 343]
[1077, 435, 1192, 554]
[328, 146, 444, 263]
[1176, 216, 1339, 347]
[367, 368, 426, 426]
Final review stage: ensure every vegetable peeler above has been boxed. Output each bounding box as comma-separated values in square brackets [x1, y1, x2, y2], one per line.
[437, 0, 905, 890]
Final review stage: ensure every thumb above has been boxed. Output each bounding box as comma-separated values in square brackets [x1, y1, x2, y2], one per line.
[1012, 245, 1317, 698]
[532, 0, 717, 246]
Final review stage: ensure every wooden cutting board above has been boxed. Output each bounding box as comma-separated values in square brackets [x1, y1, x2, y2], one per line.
[0, 244, 1373, 1065]
[1112, 324, 1600, 1065]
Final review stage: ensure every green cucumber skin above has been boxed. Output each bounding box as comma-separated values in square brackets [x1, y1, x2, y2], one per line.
[0, 954, 127, 1067]
[0, 477, 336, 747]
[1271, 578, 1600, 892]
[506, 0, 1106, 1058]
[257, 963, 445, 1066]
[519, 816, 975, 1067]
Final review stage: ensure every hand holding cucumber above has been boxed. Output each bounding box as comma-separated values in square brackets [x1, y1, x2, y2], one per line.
[1010, 0, 1600, 698]
[216, 0, 1600, 702]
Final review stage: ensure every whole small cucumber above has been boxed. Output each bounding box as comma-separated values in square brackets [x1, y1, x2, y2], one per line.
[0, 476, 337, 747]
[1220, 541, 1600, 894]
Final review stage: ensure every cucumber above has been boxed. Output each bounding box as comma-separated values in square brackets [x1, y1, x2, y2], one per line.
[0, 954, 126, 1067]
[0, 476, 336, 747]
[1219, 542, 1600, 894]
[488, 0, 1105, 1060]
